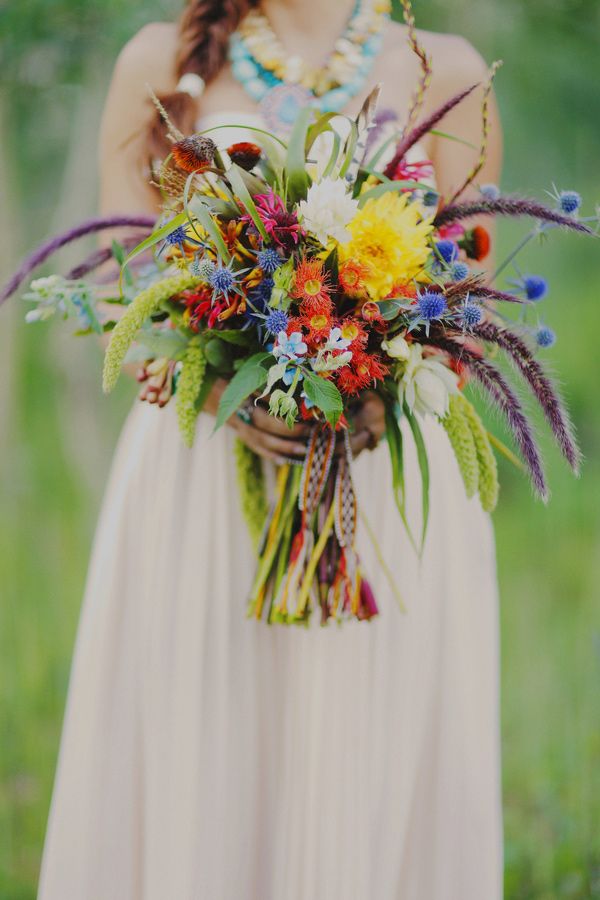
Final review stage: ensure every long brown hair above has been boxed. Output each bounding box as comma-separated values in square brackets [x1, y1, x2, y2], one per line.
[148, 0, 259, 160]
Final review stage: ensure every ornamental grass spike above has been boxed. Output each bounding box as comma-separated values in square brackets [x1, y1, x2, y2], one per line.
[455, 394, 499, 512]
[102, 271, 200, 394]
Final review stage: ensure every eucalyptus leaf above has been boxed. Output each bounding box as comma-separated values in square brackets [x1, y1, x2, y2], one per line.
[204, 337, 232, 370]
[188, 195, 231, 263]
[226, 164, 269, 241]
[358, 180, 434, 207]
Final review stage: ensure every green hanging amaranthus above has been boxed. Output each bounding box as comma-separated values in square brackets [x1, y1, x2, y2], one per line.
[103, 271, 201, 393]
[234, 439, 268, 551]
[176, 342, 207, 448]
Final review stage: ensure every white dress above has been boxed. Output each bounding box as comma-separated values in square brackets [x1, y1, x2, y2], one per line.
[38, 113, 503, 900]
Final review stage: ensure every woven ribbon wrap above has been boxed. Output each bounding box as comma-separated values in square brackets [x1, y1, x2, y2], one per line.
[248, 426, 378, 626]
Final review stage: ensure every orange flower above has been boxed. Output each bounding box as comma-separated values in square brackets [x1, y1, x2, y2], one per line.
[338, 259, 368, 296]
[472, 225, 491, 261]
[291, 258, 332, 305]
[171, 135, 217, 173]
[339, 317, 367, 349]
[336, 351, 388, 395]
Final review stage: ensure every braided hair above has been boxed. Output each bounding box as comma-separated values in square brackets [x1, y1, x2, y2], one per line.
[148, 0, 259, 159]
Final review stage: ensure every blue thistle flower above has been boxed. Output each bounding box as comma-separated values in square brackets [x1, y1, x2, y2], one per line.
[435, 240, 459, 265]
[265, 308, 289, 335]
[450, 261, 470, 282]
[165, 225, 190, 246]
[191, 257, 216, 281]
[459, 301, 483, 328]
[257, 247, 283, 274]
[480, 183, 501, 201]
[523, 275, 549, 301]
[417, 290, 447, 321]
[253, 277, 274, 305]
[558, 190, 581, 215]
[422, 190, 439, 208]
[210, 264, 237, 297]
[535, 325, 556, 348]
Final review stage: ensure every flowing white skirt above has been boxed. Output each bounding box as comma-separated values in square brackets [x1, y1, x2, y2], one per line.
[38, 401, 502, 899]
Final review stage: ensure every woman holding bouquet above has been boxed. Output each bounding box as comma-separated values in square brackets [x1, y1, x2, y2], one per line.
[38, 0, 503, 897]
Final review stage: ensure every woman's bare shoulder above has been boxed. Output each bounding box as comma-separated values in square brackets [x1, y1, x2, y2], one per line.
[112, 22, 179, 95]
[384, 21, 490, 93]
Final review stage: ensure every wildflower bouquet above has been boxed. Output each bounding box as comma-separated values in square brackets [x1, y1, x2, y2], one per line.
[3, 52, 595, 626]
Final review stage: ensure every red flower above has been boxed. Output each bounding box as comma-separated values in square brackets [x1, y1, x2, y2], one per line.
[226, 141, 262, 170]
[389, 157, 434, 186]
[336, 351, 388, 395]
[360, 301, 384, 325]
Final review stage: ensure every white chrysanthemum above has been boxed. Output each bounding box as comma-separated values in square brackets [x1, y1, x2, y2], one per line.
[398, 344, 459, 418]
[297, 177, 359, 246]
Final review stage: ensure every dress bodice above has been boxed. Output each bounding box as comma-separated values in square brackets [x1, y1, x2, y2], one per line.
[195, 109, 437, 190]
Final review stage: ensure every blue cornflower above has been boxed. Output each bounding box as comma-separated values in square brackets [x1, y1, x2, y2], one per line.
[558, 190, 582, 215]
[282, 364, 304, 386]
[265, 308, 289, 335]
[257, 247, 283, 274]
[450, 261, 470, 282]
[273, 330, 307, 361]
[459, 301, 483, 328]
[522, 275, 549, 301]
[417, 290, 447, 321]
[435, 240, 459, 265]
[536, 325, 556, 348]
[480, 183, 501, 201]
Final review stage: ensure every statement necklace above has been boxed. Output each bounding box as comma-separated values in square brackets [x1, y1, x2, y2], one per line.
[229, 0, 391, 134]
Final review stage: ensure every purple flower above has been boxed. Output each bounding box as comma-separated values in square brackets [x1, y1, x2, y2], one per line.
[257, 247, 283, 274]
[450, 261, 470, 282]
[459, 301, 483, 328]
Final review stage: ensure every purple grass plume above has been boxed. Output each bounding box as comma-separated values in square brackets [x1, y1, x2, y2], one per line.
[0, 215, 155, 306]
[475, 321, 581, 473]
[384, 84, 478, 179]
[363, 107, 399, 159]
[426, 332, 549, 499]
[444, 276, 526, 306]
[66, 234, 142, 281]
[434, 195, 593, 234]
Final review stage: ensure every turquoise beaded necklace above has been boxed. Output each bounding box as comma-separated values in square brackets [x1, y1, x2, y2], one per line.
[229, 2, 390, 135]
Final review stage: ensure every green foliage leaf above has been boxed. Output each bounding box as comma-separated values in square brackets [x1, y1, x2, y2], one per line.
[129, 327, 188, 361]
[226, 164, 269, 241]
[188, 195, 231, 263]
[119, 212, 184, 287]
[204, 328, 252, 346]
[403, 404, 430, 554]
[203, 337, 232, 370]
[215, 351, 272, 429]
[285, 106, 313, 203]
[302, 370, 343, 427]
[358, 180, 434, 207]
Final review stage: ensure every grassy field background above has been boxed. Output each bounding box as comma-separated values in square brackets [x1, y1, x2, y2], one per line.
[1, 0, 599, 896]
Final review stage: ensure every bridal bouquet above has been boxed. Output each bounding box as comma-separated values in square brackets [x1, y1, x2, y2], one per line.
[4, 56, 595, 625]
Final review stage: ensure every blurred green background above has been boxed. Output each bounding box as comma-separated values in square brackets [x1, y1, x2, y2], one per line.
[1, 0, 599, 897]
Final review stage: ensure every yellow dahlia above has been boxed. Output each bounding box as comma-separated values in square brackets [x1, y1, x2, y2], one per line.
[338, 193, 433, 301]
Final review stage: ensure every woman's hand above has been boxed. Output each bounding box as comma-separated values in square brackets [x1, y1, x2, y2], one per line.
[204, 378, 310, 463]
[347, 391, 386, 459]
[204, 380, 385, 463]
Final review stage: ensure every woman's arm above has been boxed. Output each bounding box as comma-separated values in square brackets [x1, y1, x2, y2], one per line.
[429, 36, 503, 278]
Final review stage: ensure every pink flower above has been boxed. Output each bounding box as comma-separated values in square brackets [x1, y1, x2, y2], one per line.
[438, 222, 466, 240]
[244, 190, 302, 250]
[390, 157, 435, 187]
